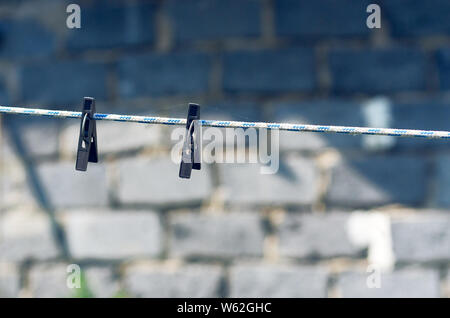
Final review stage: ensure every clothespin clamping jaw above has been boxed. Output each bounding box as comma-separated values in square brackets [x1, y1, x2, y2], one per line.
[75, 97, 98, 171]
[179, 103, 201, 179]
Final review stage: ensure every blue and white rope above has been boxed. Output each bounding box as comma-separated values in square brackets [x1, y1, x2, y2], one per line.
[0, 105, 449, 139]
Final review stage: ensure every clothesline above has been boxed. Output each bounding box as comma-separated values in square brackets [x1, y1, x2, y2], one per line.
[0, 105, 449, 139]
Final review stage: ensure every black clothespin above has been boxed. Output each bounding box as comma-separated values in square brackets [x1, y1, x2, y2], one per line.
[179, 103, 201, 179]
[75, 97, 98, 171]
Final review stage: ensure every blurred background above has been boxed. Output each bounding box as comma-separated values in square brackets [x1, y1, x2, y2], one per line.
[0, 0, 449, 298]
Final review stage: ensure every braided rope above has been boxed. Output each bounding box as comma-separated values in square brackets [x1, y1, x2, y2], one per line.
[0, 105, 449, 139]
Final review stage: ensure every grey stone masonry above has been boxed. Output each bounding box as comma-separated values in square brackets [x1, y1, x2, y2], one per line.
[169, 212, 265, 258]
[37, 162, 108, 208]
[0, 263, 20, 297]
[337, 268, 441, 298]
[0, 19, 55, 59]
[220, 155, 319, 206]
[66, 2, 156, 51]
[275, 0, 371, 38]
[0, 138, 37, 210]
[11, 117, 59, 158]
[167, 0, 261, 42]
[84, 266, 120, 298]
[223, 48, 316, 93]
[0, 0, 448, 300]
[437, 48, 450, 90]
[445, 271, 450, 298]
[436, 154, 450, 208]
[28, 263, 72, 298]
[392, 102, 450, 151]
[274, 101, 364, 151]
[382, 0, 450, 37]
[124, 263, 223, 297]
[118, 52, 211, 98]
[391, 214, 450, 263]
[116, 157, 212, 206]
[60, 120, 162, 157]
[279, 213, 363, 259]
[63, 210, 163, 260]
[326, 156, 427, 208]
[329, 48, 426, 94]
[0, 210, 59, 262]
[229, 263, 328, 297]
[20, 61, 108, 104]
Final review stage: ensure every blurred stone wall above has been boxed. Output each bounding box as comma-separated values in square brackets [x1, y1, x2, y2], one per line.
[0, 0, 449, 297]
